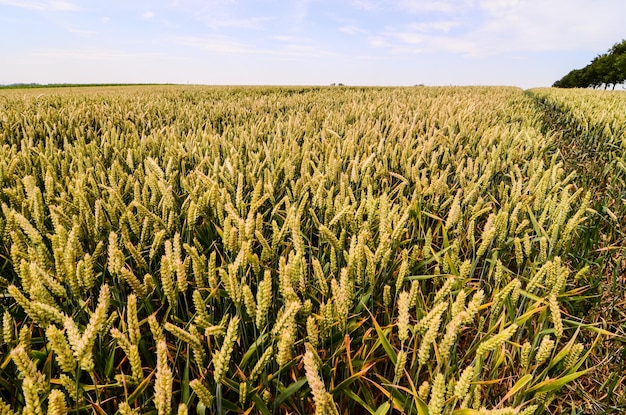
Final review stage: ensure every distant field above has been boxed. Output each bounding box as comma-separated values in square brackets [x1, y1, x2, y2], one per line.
[0, 83, 167, 90]
[0, 86, 624, 414]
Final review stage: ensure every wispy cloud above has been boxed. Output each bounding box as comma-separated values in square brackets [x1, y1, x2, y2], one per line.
[65, 26, 96, 35]
[408, 20, 460, 33]
[33, 48, 168, 60]
[273, 35, 313, 43]
[48, 0, 75, 10]
[175, 35, 256, 55]
[395, 0, 473, 13]
[385, 31, 424, 45]
[362, 0, 626, 58]
[368, 35, 424, 54]
[190, 14, 275, 30]
[0, 0, 78, 11]
[140, 0, 272, 31]
[141, 11, 154, 20]
[210, 16, 275, 30]
[339, 25, 365, 35]
[351, 0, 379, 11]
[479, 0, 521, 15]
[175, 35, 337, 59]
[471, 0, 625, 53]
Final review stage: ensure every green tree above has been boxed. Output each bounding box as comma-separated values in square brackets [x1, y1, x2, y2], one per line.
[554, 39, 626, 89]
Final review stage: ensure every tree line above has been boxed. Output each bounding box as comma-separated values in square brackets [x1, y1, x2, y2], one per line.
[553, 40, 626, 89]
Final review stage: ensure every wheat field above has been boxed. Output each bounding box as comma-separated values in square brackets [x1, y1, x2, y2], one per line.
[0, 85, 623, 415]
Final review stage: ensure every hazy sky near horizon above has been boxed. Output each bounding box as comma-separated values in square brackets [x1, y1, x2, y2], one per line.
[1, 0, 625, 88]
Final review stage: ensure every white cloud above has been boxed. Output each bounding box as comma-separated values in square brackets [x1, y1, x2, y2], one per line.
[368, 35, 424, 54]
[33, 48, 163, 60]
[368, 36, 386, 48]
[101, 16, 110, 23]
[142, 11, 154, 20]
[273, 35, 313, 43]
[191, 14, 275, 30]
[351, 0, 379, 11]
[210, 16, 274, 30]
[176, 35, 300, 58]
[175, 35, 337, 58]
[0, 0, 43, 10]
[396, 0, 473, 13]
[409, 20, 460, 33]
[66, 26, 96, 35]
[366, 0, 626, 57]
[49, 0, 76, 10]
[478, 0, 520, 14]
[339, 25, 365, 35]
[469, 0, 626, 55]
[386, 31, 424, 45]
[0, 0, 78, 11]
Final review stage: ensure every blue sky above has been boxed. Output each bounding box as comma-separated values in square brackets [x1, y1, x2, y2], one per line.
[1, 0, 625, 88]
